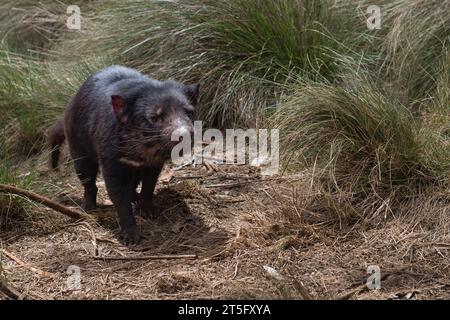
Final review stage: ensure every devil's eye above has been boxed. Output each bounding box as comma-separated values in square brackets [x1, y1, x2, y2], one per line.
[150, 115, 160, 122]
[149, 107, 163, 122]
[186, 108, 195, 117]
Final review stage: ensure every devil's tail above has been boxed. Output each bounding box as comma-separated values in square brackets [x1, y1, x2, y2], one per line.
[48, 117, 66, 170]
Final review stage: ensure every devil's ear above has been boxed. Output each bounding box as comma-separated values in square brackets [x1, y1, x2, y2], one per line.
[111, 95, 128, 123]
[183, 84, 200, 106]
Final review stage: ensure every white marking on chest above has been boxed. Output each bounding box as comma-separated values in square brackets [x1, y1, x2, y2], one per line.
[119, 157, 144, 168]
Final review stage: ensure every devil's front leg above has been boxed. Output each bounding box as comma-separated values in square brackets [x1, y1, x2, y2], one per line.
[131, 172, 141, 204]
[138, 164, 164, 219]
[103, 163, 141, 245]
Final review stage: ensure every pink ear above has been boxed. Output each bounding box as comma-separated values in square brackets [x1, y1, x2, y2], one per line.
[111, 95, 124, 114]
[111, 95, 128, 122]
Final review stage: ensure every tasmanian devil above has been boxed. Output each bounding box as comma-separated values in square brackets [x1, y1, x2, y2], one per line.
[48, 65, 198, 244]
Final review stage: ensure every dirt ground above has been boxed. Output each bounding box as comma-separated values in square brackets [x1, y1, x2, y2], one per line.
[1, 153, 450, 300]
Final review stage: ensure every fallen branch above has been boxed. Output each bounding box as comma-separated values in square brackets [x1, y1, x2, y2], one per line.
[94, 254, 198, 261]
[1, 249, 56, 278]
[0, 183, 91, 221]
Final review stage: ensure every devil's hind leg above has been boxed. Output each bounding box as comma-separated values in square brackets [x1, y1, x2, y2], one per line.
[70, 147, 98, 211]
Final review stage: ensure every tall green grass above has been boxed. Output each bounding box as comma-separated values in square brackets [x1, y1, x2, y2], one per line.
[0, 0, 100, 53]
[82, 0, 375, 127]
[0, 143, 35, 228]
[0, 42, 108, 155]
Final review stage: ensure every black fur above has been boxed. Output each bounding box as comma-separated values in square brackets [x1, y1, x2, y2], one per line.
[49, 66, 198, 244]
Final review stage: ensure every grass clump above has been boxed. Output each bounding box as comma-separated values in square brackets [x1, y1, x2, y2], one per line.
[0, 143, 35, 229]
[0, 0, 99, 53]
[0, 43, 108, 155]
[380, 0, 450, 103]
[272, 62, 449, 219]
[89, 0, 373, 127]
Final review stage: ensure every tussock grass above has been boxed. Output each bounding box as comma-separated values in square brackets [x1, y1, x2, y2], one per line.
[86, 0, 374, 127]
[416, 50, 450, 180]
[0, 46, 48, 154]
[271, 62, 449, 219]
[0, 43, 108, 155]
[0, 144, 35, 229]
[274, 77, 419, 187]
[0, 0, 98, 53]
[380, 0, 450, 103]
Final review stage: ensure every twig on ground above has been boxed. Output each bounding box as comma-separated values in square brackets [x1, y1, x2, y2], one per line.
[1, 249, 56, 278]
[177, 175, 205, 180]
[203, 176, 291, 189]
[0, 183, 91, 221]
[173, 158, 194, 171]
[338, 273, 392, 300]
[94, 254, 198, 261]
[204, 161, 216, 175]
[204, 181, 256, 189]
[392, 284, 449, 298]
[287, 270, 314, 300]
[231, 261, 240, 280]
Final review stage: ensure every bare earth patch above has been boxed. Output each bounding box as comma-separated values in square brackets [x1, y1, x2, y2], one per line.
[1, 158, 450, 300]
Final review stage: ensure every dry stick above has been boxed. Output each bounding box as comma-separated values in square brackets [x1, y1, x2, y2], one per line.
[204, 181, 257, 189]
[203, 161, 216, 175]
[337, 273, 392, 300]
[177, 175, 205, 180]
[204, 177, 291, 189]
[287, 270, 314, 300]
[0, 183, 90, 221]
[1, 249, 56, 278]
[94, 254, 198, 261]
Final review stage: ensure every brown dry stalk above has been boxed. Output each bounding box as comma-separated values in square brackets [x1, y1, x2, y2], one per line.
[94, 254, 198, 261]
[0, 183, 91, 221]
[337, 273, 392, 300]
[1, 249, 56, 278]
[287, 270, 314, 300]
[204, 176, 292, 189]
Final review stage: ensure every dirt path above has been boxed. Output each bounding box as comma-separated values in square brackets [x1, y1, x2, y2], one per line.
[1, 160, 450, 300]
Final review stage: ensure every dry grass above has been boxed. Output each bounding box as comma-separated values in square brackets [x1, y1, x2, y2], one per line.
[1, 149, 449, 300]
[380, 0, 450, 103]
